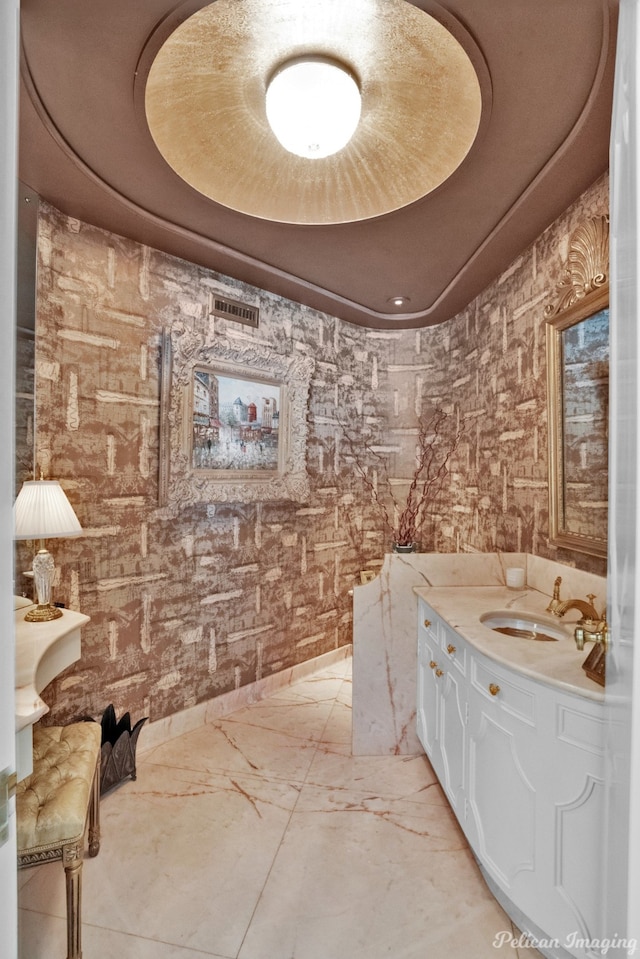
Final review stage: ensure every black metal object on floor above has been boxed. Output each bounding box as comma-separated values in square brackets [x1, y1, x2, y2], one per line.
[85, 704, 148, 796]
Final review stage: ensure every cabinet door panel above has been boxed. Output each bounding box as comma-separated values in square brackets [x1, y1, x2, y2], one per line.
[468, 709, 537, 889]
[555, 774, 606, 948]
[439, 667, 466, 812]
[417, 631, 440, 767]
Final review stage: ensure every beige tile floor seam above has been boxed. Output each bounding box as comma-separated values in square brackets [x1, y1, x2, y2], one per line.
[17, 658, 542, 959]
[232, 671, 349, 958]
[17, 665, 348, 958]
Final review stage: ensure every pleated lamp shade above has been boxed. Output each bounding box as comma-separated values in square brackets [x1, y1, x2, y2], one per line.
[14, 480, 83, 540]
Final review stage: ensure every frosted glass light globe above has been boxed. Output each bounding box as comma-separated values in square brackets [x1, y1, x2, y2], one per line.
[266, 58, 361, 159]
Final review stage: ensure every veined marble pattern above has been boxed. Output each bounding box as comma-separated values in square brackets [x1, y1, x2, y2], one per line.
[352, 552, 606, 756]
[352, 550, 529, 755]
[17, 660, 541, 959]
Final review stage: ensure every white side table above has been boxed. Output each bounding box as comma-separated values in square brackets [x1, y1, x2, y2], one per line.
[14, 597, 90, 781]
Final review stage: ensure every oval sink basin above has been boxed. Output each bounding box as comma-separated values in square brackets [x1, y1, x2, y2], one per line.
[480, 610, 570, 643]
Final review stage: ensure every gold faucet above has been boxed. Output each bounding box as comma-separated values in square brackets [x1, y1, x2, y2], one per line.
[574, 618, 610, 651]
[554, 595, 602, 622]
[547, 577, 602, 622]
[545, 577, 609, 651]
[545, 576, 563, 615]
[560, 598, 609, 652]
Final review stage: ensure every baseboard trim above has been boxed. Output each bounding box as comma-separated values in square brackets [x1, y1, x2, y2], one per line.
[138, 644, 352, 755]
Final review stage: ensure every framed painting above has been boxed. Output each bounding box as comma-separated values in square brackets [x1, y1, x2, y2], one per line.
[159, 324, 314, 507]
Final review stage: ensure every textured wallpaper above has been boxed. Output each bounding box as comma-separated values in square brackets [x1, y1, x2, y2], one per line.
[22, 173, 608, 727]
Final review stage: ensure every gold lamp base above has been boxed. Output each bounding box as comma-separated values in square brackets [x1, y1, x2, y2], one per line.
[24, 603, 63, 623]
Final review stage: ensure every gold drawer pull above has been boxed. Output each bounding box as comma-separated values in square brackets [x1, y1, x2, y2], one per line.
[435, 668, 443, 677]
[424, 619, 431, 628]
[429, 661, 437, 670]
[447, 644, 456, 655]
[489, 683, 501, 696]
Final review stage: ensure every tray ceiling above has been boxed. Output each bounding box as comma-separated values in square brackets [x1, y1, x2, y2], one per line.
[19, 0, 617, 329]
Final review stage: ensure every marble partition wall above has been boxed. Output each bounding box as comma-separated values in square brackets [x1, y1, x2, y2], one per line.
[352, 552, 607, 756]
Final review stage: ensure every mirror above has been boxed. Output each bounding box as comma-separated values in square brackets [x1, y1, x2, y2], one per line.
[16, 184, 39, 495]
[545, 215, 609, 558]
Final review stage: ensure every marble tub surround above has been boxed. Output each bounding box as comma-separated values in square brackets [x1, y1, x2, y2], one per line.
[352, 552, 606, 756]
[18, 659, 538, 959]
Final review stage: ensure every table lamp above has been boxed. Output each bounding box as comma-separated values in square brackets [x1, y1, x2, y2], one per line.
[14, 479, 83, 622]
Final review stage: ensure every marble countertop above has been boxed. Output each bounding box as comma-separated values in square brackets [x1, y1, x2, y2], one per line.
[414, 584, 605, 702]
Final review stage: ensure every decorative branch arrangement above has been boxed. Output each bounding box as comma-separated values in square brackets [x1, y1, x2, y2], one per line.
[343, 407, 464, 551]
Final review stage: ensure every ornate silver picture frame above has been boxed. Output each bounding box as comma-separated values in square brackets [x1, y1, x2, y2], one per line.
[159, 325, 314, 507]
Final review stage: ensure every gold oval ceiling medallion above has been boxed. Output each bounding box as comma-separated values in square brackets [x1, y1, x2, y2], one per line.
[144, 0, 484, 225]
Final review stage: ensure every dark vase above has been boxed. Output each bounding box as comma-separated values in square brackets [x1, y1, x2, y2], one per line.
[392, 542, 418, 553]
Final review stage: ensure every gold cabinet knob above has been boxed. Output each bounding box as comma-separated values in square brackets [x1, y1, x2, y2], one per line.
[489, 683, 500, 696]
[429, 661, 437, 670]
[424, 619, 431, 628]
[447, 644, 456, 655]
[435, 668, 443, 677]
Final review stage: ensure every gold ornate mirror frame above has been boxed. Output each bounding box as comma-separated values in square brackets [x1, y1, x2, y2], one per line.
[545, 215, 609, 559]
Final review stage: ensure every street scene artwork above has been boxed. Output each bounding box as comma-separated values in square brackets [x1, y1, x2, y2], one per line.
[191, 368, 281, 472]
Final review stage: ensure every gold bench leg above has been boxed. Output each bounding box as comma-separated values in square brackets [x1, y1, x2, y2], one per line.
[88, 760, 101, 858]
[63, 843, 83, 959]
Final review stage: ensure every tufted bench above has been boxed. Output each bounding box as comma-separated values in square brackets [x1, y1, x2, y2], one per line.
[17, 723, 102, 959]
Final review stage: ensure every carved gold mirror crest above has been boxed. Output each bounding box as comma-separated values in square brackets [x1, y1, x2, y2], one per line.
[545, 215, 609, 558]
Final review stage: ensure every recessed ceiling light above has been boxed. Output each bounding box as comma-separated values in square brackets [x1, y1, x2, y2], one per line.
[388, 296, 411, 308]
[266, 57, 361, 159]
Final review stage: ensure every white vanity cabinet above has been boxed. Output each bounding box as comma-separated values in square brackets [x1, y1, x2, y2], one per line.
[417, 607, 467, 817]
[417, 597, 606, 959]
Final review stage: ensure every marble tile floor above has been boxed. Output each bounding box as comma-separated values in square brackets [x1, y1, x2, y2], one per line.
[18, 658, 542, 959]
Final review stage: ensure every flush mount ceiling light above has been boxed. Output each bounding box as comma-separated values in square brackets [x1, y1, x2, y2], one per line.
[265, 57, 361, 159]
[144, 0, 485, 225]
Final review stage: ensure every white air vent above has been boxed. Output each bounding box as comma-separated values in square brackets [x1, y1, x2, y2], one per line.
[210, 294, 259, 328]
